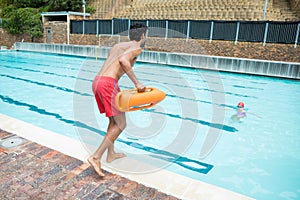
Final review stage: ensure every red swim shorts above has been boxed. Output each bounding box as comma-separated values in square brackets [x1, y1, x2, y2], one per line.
[92, 76, 123, 117]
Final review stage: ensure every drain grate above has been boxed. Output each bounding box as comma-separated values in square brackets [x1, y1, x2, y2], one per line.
[0, 136, 25, 148]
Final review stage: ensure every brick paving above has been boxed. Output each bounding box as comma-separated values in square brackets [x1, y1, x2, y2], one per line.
[0, 129, 180, 200]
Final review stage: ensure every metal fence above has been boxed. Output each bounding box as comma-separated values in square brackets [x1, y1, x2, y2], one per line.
[71, 19, 300, 47]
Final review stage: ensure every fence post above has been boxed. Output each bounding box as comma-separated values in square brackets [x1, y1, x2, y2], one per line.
[146, 20, 149, 37]
[209, 21, 214, 43]
[82, 20, 85, 35]
[234, 21, 240, 45]
[67, 15, 70, 44]
[111, 19, 114, 36]
[128, 19, 130, 39]
[96, 20, 99, 37]
[263, 22, 269, 46]
[186, 20, 190, 42]
[294, 22, 300, 48]
[262, 0, 269, 20]
[165, 20, 168, 40]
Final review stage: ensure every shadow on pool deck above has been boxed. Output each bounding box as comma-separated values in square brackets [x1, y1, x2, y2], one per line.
[0, 129, 180, 200]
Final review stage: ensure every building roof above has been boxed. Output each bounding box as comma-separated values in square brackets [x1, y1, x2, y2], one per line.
[41, 11, 90, 17]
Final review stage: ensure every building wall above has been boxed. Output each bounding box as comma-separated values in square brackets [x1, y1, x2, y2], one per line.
[43, 22, 68, 44]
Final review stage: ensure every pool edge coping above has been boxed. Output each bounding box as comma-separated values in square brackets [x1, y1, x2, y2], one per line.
[0, 114, 254, 200]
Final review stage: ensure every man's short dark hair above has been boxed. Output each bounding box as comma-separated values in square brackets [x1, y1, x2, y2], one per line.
[129, 23, 148, 42]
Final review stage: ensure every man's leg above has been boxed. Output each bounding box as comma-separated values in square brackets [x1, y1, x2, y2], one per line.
[88, 113, 126, 176]
[106, 113, 127, 162]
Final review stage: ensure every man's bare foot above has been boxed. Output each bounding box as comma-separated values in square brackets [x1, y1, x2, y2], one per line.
[87, 156, 105, 176]
[106, 152, 126, 163]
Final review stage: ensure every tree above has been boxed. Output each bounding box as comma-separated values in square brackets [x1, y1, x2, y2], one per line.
[19, 8, 43, 40]
[48, 0, 82, 12]
[1, 0, 95, 39]
[2, 5, 22, 34]
[86, 5, 96, 15]
[12, 0, 47, 9]
[3, 7, 42, 40]
[0, 0, 13, 18]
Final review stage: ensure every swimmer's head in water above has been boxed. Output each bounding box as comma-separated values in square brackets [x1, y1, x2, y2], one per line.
[237, 102, 244, 108]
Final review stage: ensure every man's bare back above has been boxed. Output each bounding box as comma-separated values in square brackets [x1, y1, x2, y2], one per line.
[97, 41, 142, 81]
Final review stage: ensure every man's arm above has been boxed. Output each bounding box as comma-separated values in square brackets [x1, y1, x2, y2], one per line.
[119, 48, 145, 91]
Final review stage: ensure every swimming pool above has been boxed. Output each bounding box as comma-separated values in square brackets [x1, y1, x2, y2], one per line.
[0, 50, 299, 200]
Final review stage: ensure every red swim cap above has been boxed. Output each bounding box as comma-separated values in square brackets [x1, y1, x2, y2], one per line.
[237, 102, 244, 107]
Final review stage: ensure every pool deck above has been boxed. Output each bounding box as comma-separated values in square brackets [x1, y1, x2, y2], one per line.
[0, 114, 254, 200]
[0, 130, 179, 199]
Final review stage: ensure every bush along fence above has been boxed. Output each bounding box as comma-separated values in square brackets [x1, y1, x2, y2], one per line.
[71, 19, 300, 47]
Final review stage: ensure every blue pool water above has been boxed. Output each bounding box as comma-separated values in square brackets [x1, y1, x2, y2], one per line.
[0, 51, 299, 200]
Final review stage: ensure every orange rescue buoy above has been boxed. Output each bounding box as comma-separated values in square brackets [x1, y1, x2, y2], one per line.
[115, 87, 166, 112]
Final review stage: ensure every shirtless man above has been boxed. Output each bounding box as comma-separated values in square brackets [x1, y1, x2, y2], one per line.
[88, 23, 147, 176]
